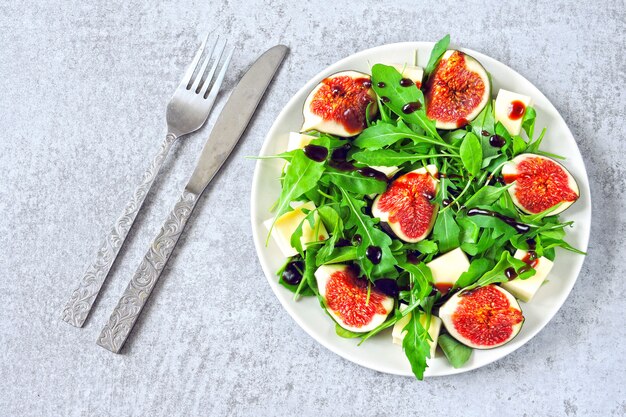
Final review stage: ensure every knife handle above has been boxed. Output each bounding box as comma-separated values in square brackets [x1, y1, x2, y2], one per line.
[96, 189, 199, 353]
[61, 133, 178, 328]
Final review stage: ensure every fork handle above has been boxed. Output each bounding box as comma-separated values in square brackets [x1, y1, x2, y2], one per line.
[61, 133, 177, 327]
[96, 189, 199, 353]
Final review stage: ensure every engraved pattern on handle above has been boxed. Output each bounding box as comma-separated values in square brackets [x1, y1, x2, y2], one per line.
[61, 133, 177, 327]
[96, 190, 198, 353]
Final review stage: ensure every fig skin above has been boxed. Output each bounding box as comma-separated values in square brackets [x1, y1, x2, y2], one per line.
[438, 285, 524, 350]
[423, 50, 491, 130]
[314, 264, 393, 333]
[301, 70, 378, 137]
[371, 165, 439, 243]
[502, 153, 580, 215]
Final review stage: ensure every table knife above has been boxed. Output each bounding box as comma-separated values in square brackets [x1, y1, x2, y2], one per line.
[96, 44, 288, 353]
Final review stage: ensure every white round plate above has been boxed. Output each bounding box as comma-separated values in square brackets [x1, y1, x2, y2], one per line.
[250, 42, 591, 377]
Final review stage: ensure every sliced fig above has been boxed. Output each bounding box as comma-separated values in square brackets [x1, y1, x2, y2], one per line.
[302, 70, 377, 137]
[423, 50, 491, 130]
[439, 285, 524, 349]
[314, 264, 393, 333]
[371, 165, 439, 243]
[502, 153, 579, 215]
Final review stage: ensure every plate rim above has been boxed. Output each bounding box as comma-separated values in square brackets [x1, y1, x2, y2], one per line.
[250, 41, 592, 377]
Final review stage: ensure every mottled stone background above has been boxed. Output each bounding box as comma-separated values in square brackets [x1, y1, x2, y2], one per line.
[0, 0, 624, 416]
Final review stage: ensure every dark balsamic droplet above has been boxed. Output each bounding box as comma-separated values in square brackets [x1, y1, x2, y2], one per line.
[335, 238, 351, 247]
[377, 81, 386, 88]
[526, 238, 537, 250]
[303, 144, 328, 162]
[352, 234, 362, 245]
[331, 144, 350, 161]
[505, 267, 518, 281]
[375, 278, 399, 297]
[399, 78, 414, 87]
[467, 208, 530, 234]
[362, 80, 372, 88]
[347, 263, 361, 278]
[379, 222, 397, 239]
[442, 198, 451, 207]
[518, 265, 532, 275]
[366, 245, 382, 264]
[422, 191, 435, 201]
[328, 160, 356, 171]
[380, 96, 390, 103]
[406, 250, 421, 264]
[329, 144, 356, 171]
[282, 261, 304, 285]
[357, 167, 388, 182]
[402, 101, 421, 114]
[481, 129, 491, 137]
[489, 134, 506, 148]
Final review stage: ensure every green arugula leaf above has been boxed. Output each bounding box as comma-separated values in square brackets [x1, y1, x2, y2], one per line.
[371, 64, 443, 141]
[352, 120, 412, 150]
[463, 250, 535, 291]
[454, 257, 493, 288]
[460, 132, 483, 176]
[268, 150, 325, 241]
[438, 333, 472, 368]
[289, 208, 318, 257]
[521, 106, 536, 139]
[315, 205, 343, 265]
[464, 184, 512, 207]
[301, 247, 319, 297]
[403, 310, 431, 380]
[317, 246, 358, 265]
[541, 238, 587, 255]
[335, 323, 361, 339]
[339, 186, 397, 278]
[401, 240, 438, 255]
[322, 170, 387, 195]
[425, 34, 450, 76]
[433, 209, 460, 253]
[352, 149, 453, 166]
[470, 100, 499, 164]
[400, 262, 433, 301]
[353, 119, 448, 150]
[512, 135, 528, 156]
[527, 127, 547, 153]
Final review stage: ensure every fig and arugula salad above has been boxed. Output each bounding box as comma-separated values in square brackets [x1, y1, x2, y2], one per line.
[263, 35, 584, 379]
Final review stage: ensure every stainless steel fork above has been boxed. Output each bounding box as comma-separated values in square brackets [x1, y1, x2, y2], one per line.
[62, 35, 233, 327]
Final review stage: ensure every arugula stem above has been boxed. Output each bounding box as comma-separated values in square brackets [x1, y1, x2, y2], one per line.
[484, 160, 509, 187]
[440, 178, 473, 213]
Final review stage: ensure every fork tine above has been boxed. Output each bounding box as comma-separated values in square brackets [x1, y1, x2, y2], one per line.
[191, 37, 220, 93]
[179, 33, 211, 90]
[198, 39, 227, 97]
[203, 47, 233, 103]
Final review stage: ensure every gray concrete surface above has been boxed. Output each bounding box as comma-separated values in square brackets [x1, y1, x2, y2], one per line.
[1, 0, 624, 416]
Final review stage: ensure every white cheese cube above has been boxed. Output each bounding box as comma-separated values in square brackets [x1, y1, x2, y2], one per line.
[392, 305, 441, 360]
[369, 165, 400, 178]
[426, 248, 471, 292]
[287, 132, 317, 151]
[264, 201, 329, 257]
[494, 89, 533, 136]
[391, 64, 424, 88]
[501, 249, 553, 303]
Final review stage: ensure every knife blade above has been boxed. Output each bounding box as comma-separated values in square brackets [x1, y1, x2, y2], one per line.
[96, 45, 288, 353]
[186, 44, 288, 195]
